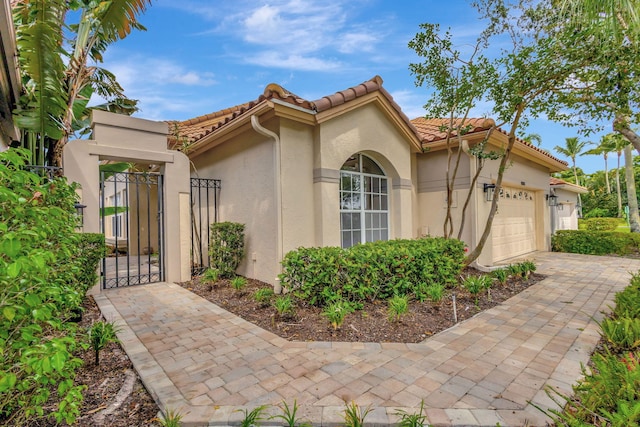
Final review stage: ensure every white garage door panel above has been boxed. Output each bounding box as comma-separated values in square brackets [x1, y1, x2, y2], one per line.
[493, 187, 536, 262]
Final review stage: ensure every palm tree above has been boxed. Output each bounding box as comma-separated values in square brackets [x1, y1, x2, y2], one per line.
[12, 0, 150, 167]
[523, 133, 542, 146]
[582, 134, 620, 194]
[555, 137, 588, 185]
[555, 136, 588, 207]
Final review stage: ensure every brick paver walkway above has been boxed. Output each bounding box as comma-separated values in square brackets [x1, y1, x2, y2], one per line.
[93, 252, 640, 426]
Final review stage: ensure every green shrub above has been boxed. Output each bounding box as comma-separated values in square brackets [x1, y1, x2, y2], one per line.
[201, 268, 220, 284]
[254, 288, 274, 307]
[75, 233, 106, 293]
[88, 320, 120, 365]
[552, 230, 640, 256]
[280, 237, 464, 307]
[462, 275, 492, 306]
[614, 286, 640, 319]
[230, 276, 247, 291]
[209, 222, 245, 278]
[492, 268, 509, 285]
[322, 300, 353, 330]
[582, 217, 620, 231]
[583, 207, 611, 219]
[388, 294, 410, 322]
[0, 149, 87, 425]
[273, 295, 295, 318]
[599, 318, 640, 352]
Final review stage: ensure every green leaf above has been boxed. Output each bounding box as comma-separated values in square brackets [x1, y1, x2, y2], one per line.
[2, 239, 22, 258]
[7, 262, 21, 278]
[3, 307, 16, 322]
[0, 372, 17, 392]
[24, 294, 42, 307]
[51, 352, 66, 373]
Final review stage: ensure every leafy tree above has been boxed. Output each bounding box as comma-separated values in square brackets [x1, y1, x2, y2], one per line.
[555, 136, 588, 206]
[12, 0, 150, 167]
[522, 133, 542, 146]
[410, 0, 587, 264]
[624, 144, 640, 231]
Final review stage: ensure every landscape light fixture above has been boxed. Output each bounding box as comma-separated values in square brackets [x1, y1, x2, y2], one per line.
[483, 183, 496, 202]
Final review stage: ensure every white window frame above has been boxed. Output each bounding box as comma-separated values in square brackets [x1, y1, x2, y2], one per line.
[339, 154, 389, 248]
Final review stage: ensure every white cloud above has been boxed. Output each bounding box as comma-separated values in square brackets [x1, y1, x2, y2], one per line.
[245, 52, 342, 72]
[107, 56, 217, 88]
[389, 89, 426, 119]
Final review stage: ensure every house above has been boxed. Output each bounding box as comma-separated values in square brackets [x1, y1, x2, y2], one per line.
[0, 0, 20, 149]
[170, 76, 568, 285]
[549, 177, 588, 232]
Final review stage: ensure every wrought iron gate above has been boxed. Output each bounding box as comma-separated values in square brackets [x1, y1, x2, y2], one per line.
[190, 178, 221, 276]
[100, 171, 164, 288]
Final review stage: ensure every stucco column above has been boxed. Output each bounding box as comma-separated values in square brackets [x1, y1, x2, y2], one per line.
[392, 177, 414, 239]
[313, 168, 341, 247]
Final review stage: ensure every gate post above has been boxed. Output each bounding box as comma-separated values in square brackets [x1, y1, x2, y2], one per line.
[63, 110, 191, 287]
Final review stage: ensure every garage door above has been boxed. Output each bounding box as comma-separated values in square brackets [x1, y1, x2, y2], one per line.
[492, 186, 536, 262]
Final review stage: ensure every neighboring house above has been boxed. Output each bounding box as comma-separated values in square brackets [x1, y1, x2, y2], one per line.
[0, 0, 20, 149]
[549, 177, 588, 233]
[170, 76, 569, 285]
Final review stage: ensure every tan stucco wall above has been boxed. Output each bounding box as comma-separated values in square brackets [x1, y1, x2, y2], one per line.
[552, 187, 580, 231]
[191, 128, 279, 285]
[416, 145, 553, 266]
[314, 102, 415, 245]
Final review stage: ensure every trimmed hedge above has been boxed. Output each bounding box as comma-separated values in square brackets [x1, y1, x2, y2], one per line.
[552, 230, 640, 256]
[74, 233, 106, 293]
[581, 217, 620, 231]
[209, 222, 245, 278]
[279, 237, 465, 306]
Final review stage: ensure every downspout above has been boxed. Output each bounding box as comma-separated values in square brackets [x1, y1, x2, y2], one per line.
[251, 115, 283, 292]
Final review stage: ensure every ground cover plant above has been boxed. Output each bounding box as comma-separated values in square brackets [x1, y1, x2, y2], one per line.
[181, 260, 542, 343]
[539, 271, 640, 426]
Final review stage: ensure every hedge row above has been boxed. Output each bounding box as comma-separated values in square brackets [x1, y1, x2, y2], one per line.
[552, 230, 640, 256]
[0, 149, 105, 425]
[581, 217, 620, 231]
[279, 237, 465, 306]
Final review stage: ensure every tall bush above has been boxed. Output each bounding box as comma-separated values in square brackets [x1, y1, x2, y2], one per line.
[280, 237, 465, 307]
[552, 230, 640, 256]
[0, 149, 92, 425]
[582, 217, 620, 231]
[209, 222, 245, 278]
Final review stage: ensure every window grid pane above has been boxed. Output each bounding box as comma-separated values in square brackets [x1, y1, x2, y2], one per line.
[340, 154, 389, 248]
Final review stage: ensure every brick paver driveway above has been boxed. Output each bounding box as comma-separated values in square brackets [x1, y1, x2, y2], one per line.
[94, 252, 640, 426]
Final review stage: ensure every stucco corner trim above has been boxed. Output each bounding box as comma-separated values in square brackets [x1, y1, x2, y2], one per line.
[313, 168, 340, 184]
[392, 177, 412, 190]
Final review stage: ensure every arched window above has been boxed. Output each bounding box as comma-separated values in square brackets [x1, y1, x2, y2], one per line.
[340, 153, 389, 248]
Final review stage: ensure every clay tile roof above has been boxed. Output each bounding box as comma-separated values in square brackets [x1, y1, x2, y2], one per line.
[411, 117, 496, 143]
[169, 75, 425, 150]
[411, 117, 568, 167]
[550, 177, 588, 192]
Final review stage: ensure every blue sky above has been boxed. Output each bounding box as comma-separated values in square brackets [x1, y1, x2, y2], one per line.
[101, 0, 608, 174]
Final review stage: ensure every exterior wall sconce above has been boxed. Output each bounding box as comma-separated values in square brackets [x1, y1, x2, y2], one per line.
[74, 202, 87, 227]
[483, 183, 496, 202]
[546, 194, 558, 206]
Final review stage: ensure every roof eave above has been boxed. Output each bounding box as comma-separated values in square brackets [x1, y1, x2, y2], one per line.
[186, 101, 274, 158]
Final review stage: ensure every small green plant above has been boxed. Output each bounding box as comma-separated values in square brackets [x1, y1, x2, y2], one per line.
[202, 268, 220, 284]
[507, 263, 524, 278]
[270, 400, 312, 427]
[343, 401, 372, 427]
[273, 295, 295, 318]
[209, 222, 245, 278]
[388, 294, 410, 322]
[425, 283, 445, 303]
[237, 405, 269, 427]
[157, 408, 183, 427]
[254, 288, 275, 307]
[613, 285, 640, 318]
[88, 320, 120, 365]
[599, 317, 640, 351]
[395, 400, 428, 427]
[462, 275, 492, 306]
[492, 268, 508, 285]
[519, 261, 536, 279]
[231, 276, 248, 291]
[322, 300, 352, 330]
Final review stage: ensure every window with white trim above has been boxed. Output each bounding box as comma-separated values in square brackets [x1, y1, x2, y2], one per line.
[340, 154, 389, 248]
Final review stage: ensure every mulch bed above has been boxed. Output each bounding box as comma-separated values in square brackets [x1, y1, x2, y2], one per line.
[24, 297, 161, 427]
[179, 268, 545, 343]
